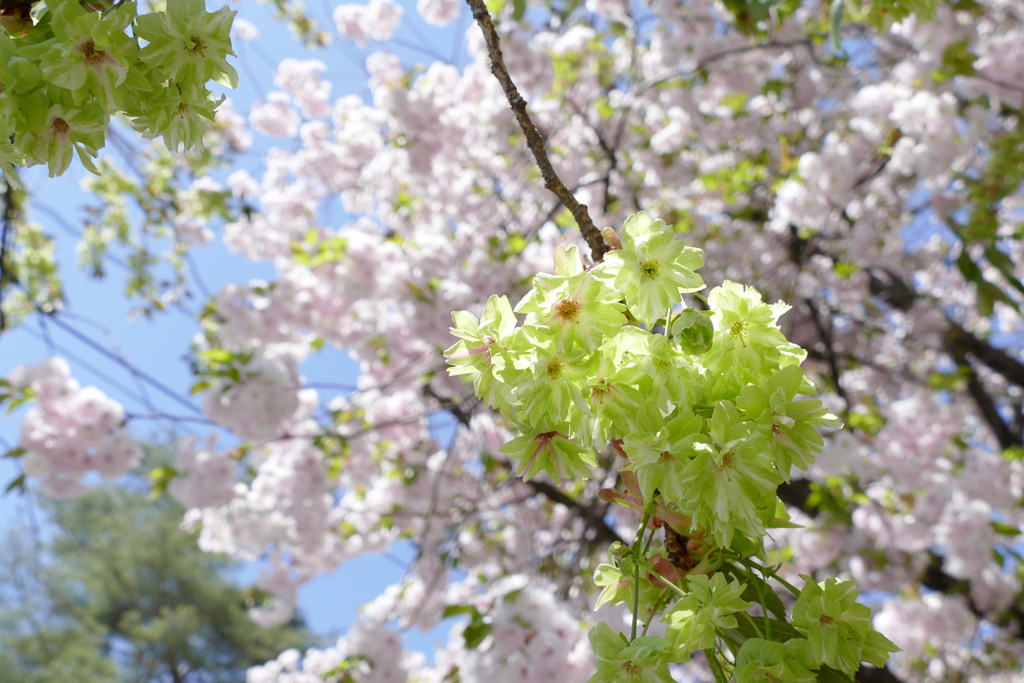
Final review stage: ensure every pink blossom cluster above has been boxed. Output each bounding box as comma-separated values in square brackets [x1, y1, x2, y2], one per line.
[252, 579, 595, 683]
[247, 618, 423, 683]
[426, 580, 593, 683]
[7, 358, 140, 498]
[200, 350, 305, 442]
[167, 435, 238, 510]
[333, 0, 403, 46]
[181, 436, 337, 578]
[874, 593, 1024, 681]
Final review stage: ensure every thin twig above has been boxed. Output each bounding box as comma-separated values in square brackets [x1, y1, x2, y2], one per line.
[40, 310, 205, 417]
[464, 0, 608, 262]
[423, 383, 626, 546]
[633, 39, 816, 96]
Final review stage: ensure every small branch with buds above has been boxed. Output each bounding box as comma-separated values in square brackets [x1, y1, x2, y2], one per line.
[464, 0, 608, 262]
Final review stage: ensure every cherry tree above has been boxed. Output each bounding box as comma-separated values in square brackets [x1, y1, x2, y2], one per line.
[2, 0, 1024, 681]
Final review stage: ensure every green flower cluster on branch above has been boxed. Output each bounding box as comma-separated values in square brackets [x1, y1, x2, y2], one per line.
[445, 211, 898, 681]
[0, 0, 235, 183]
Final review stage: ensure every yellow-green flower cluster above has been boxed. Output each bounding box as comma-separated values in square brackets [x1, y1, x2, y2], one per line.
[446, 211, 835, 548]
[0, 0, 236, 184]
[446, 211, 898, 680]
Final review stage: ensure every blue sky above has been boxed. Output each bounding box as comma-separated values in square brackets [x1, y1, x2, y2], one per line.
[0, 0, 473, 653]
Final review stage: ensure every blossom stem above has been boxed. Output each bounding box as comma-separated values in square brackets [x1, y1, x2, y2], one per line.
[631, 509, 651, 641]
[738, 556, 801, 597]
[704, 648, 729, 683]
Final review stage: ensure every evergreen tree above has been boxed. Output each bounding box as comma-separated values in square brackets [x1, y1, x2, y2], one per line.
[0, 481, 312, 683]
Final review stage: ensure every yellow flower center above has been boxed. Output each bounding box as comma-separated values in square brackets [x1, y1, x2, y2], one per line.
[80, 39, 104, 65]
[555, 298, 581, 322]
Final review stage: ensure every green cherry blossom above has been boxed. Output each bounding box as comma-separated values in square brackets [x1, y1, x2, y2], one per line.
[517, 246, 626, 351]
[735, 638, 817, 683]
[662, 573, 752, 652]
[128, 81, 221, 152]
[598, 211, 705, 325]
[19, 103, 105, 176]
[0, 32, 42, 95]
[703, 281, 805, 387]
[588, 622, 676, 683]
[37, 0, 137, 110]
[499, 425, 595, 483]
[442, 211, 878, 676]
[670, 307, 715, 355]
[594, 562, 634, 609]
[509, 328, 594, 428]
[676, 402, 781, 548]
[572, 351, 644, 447]
[0, 0, 238, 178]
[593, 557, 666, 612]
[621, 407, 703, 505]
[445, 294, 518, 409]
[862, 629, 901, 669]
[604, 327, 703, 417]
[791, 577, 897, 675]
[736, 365, 840, 478]
[134, 0, 238, 89]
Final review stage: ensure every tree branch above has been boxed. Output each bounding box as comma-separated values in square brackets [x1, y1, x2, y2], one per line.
[520, 475, 626, 546]
[945, 340, 1022, 449]
[788, 239, 1024, 449]
[464, 0, 608, 262]
[802, 297, 850, 410]
[947, 319, 1024, 390]
[423, 383, 626, 546]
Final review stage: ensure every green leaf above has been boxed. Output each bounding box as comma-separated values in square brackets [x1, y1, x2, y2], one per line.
[441, 604, 492, 649]
[149, 465, 179, 480]
[199, 348, 235, 364]
[4, 474, 25, 493]
[955, 250, 1018, 316]
[992, 520, 1021, 536]
[725, 616, 802, 643]
[832, 261, 859, 279]
[932, 40, 976, 82]
[512, 0, 526, 20]
[724, 566, 789, 621]
[322, 656, 368, 680]
[928, 367, 970, 390]
[442, 604, 476, 618]
[816, 665, 857, 683]
[7, 393, 34, 412]
[484, 0, 507, 15]
[1004, 447, 1024, 461]
[3, 446, 26, 459]
[767, 517, 804, 529]
[828, 0, 845, 51]
[463, 615, 491, 649]
[846, 409, 884, 434]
